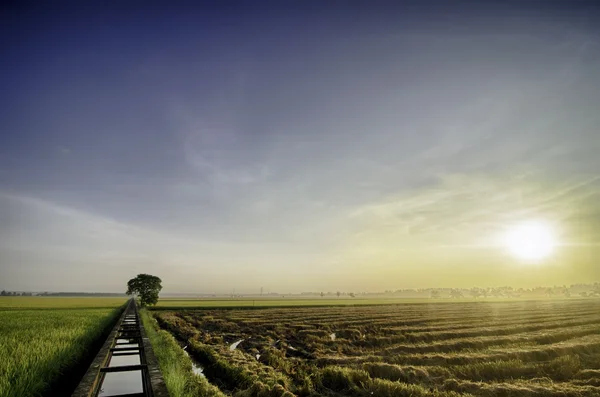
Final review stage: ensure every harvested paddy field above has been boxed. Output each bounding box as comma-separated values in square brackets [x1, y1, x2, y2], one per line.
[154, 299, 600, 396]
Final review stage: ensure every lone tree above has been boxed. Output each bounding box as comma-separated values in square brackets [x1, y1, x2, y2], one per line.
[126, 274, 162, 307]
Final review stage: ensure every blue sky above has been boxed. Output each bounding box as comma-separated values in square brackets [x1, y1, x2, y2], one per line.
[1, 2, 599, 293]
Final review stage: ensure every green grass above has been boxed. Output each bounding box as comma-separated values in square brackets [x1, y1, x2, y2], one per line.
[0, 296, 127, 309]
[140, 309, 226, 397]
[0, 298, 125, 397]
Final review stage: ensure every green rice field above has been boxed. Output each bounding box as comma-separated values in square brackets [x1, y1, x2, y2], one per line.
[0, 296, 128, 309]
[0, 297, 125, 397]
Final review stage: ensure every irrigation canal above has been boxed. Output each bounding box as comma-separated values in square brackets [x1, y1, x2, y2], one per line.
[72, 298, 169, 397]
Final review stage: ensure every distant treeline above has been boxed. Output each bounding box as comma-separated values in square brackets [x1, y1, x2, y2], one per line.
[0, 291, 127, 297]
[1, 291, 33, 296]
[38, 292, 127, 297]
[299, 282, 600, 299]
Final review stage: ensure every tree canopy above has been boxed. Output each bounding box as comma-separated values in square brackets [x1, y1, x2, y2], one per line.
[126, 274, 162, 306]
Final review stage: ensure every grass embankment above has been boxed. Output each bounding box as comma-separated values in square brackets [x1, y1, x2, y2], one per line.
[140, 308, 225, 397]
[0, 297, 125, 397]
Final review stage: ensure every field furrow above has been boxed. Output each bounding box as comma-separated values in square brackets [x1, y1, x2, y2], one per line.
[154, 299, 600, 396]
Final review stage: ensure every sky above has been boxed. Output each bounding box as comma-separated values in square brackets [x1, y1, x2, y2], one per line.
[1, 2, 599, 293]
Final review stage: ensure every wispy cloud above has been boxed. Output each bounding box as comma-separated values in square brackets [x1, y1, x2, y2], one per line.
[0, 192, 338, 292]
[1, 3, 599, 292]
[347, 172, 600, 248]
[57, 146, 71, 155]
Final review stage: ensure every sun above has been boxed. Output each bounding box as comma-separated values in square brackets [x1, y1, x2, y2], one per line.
[503, 220, 557, 261]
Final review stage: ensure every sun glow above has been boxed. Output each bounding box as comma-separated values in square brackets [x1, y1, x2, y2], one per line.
[504, 220, 557, 262]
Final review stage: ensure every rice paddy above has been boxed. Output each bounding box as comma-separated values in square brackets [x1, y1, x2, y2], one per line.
[153, 299, 600, 396]
[0, 297, 125, 397]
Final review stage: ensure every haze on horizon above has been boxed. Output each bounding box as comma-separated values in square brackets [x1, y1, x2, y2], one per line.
[1, 2, 599, 294]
